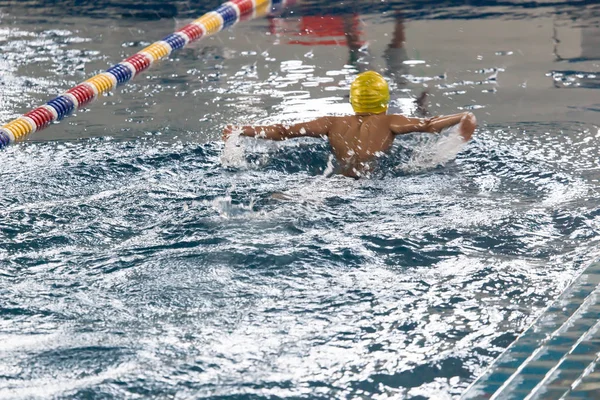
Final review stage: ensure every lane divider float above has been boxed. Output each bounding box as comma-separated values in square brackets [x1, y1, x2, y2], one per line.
[0, 0, 293, 149]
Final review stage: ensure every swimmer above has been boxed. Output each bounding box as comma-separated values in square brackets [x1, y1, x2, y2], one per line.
[223, 71, 476, 177]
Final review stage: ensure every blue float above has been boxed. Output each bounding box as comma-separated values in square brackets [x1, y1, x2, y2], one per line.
[162, 33, 187, 51]
[216, 4, 239, 28]
[46, 96, 76, 121]
[106, 64, 134, 86]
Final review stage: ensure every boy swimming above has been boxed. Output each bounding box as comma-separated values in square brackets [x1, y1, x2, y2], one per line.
[223, 71, 476, 177]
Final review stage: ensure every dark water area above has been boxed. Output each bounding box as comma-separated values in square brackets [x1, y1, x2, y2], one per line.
[1, 0, 600, 399]
[0, 0, 598, 19]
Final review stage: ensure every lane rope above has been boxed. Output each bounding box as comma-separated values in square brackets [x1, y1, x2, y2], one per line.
[0, 0, 292, 148]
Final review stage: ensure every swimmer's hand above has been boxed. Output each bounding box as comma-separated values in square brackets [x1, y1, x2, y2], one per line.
[222, 125, 267, 140]
[222, 125, 235, 141]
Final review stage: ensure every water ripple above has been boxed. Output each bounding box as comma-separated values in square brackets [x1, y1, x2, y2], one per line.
[0, 122, 598, 398]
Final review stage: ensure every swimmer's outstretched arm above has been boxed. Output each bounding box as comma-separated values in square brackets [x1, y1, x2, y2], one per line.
[223, 117, 333, 141]
[390, 112, 476, 141]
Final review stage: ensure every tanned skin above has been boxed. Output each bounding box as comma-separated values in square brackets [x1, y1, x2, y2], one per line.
[223, 112, 476, 177]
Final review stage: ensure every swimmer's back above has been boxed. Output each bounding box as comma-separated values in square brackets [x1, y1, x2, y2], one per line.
[327, 115, 400, 176]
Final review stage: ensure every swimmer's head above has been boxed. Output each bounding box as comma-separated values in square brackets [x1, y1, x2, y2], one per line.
[350, 71, 390, 115]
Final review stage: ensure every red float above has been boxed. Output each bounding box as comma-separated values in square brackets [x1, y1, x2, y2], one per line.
[231, 0, 254, 16]
[177, 23, 205, 42]
[23, 107, 55, 130]
[123, 53, 152, 74]
[66, 84, 96, 108]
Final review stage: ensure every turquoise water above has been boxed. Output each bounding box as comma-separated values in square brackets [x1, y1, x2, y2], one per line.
[1, 1, 599, 398]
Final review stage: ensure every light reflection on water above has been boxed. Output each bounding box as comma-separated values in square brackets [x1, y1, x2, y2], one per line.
[1, 1, 600, 399]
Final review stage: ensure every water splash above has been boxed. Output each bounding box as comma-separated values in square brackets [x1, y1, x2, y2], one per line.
[220, 128, 247, 168]
[204, 195, 257, 218]
[398, 125, 468, 173]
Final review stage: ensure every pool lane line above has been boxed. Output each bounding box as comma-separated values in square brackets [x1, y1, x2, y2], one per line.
[0, 0, 294, 149]
[461, 259, 600, 399]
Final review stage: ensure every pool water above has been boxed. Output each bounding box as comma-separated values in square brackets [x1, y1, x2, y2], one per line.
[1, 1, 599, 398]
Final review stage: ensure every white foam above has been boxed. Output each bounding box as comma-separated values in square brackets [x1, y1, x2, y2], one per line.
[398, 124, 467, 173]
[322, 154, 336, 177]
[220, 128, 248, 168]
[205, 195, 257, 218]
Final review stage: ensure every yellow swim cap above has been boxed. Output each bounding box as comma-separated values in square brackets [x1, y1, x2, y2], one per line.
[350, 71, 390, 114]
